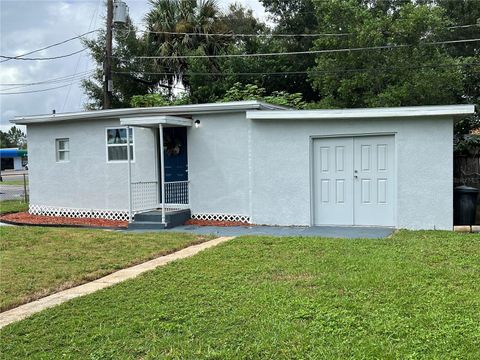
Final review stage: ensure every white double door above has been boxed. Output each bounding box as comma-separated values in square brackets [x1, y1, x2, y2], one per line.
[313, 135, 395, 226]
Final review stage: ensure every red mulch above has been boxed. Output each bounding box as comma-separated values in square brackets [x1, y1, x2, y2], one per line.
[0, 212, 128, 228]
[185, 219, 251, 227]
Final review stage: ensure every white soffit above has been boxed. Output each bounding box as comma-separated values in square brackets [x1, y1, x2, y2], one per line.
[120, 115, 193, 127]
[246, 104, 476, 120]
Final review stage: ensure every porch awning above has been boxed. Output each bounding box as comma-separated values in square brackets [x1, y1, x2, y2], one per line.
[120, 115, 193, 128]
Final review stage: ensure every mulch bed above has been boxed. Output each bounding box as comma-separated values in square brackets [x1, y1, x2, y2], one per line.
[0, 212, 128, 229]
[185, 219, 251, 227]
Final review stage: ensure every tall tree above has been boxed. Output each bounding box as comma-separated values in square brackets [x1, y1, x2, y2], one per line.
[144, 0, 231, 94]
[186, 3, 270, 102]
[309, 0, 464, 108]
[82, 15, 165, 109]
[0, 127, 27, 149]
[259, 0, 319, 100]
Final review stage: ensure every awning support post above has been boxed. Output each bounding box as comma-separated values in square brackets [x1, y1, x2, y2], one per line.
[126, 126, 133, 223]
[159, 124, 166, 224]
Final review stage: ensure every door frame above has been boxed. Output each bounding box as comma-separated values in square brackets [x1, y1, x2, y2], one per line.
[309, 132, 398, 227]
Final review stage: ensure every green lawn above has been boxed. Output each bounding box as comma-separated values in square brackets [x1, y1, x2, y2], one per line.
[0, 180, 28, 186]
[1, 230, 479, 358]
[0, 200, 28, 214]
[0, 226, 212, 311]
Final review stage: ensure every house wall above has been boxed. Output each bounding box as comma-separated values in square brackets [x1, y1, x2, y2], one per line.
[249, 116, 453, 230]
[187, 112, 250, 220]
[27, 119, 157, 213]
[26, 112, 454, 230]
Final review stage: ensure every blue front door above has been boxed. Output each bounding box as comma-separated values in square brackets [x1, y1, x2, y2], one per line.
[163, 127, 188, 182]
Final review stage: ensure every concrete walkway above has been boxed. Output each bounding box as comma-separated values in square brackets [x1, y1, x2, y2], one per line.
[0, 236, 234, 329]
[131, 225, 394, 239]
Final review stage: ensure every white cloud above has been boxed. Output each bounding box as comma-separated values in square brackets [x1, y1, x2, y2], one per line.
[0, 0, 265, 131]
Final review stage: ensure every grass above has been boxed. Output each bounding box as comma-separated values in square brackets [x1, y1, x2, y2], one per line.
[1, 230, 479, 359]
[0, 200, 28, 214]
[0, 226, 212, 311]
[0, 180, 28, 186]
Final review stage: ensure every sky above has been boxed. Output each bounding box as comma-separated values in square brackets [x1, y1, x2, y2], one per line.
[0, 0, 266, 131]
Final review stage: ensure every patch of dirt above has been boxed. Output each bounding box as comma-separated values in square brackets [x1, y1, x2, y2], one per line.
[0, 212, 128, 228]
[184, 219, 251, 227]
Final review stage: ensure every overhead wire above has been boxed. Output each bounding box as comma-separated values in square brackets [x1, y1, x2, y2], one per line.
[0, 82, 84, 95]
[125, 23, 479, 38]
[112, 61, 480, 77]
[0, 71, 96, 92]
[0, 70, 96, 87]
[0, 29, 99, 63]
[0, 48, 88, 61]
[114, 38, 480, 60]
[63, 0, 102, 111]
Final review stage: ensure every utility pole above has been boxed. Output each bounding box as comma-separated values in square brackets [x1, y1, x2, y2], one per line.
[104, 0, 113, 109]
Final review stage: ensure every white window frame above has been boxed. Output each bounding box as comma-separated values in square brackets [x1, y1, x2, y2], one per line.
[105, 127, 135, 163]
[55, 138, 70, 163]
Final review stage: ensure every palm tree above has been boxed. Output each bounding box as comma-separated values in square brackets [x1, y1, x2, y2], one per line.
[145, 0, 231, 94]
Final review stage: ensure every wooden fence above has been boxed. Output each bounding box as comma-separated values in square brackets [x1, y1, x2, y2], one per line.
[454, 155, 480, 224]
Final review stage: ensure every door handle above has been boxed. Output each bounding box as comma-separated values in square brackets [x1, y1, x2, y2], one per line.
[354, 170, 358, 179]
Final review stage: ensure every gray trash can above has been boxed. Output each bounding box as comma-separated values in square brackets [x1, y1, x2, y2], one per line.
[454, 185, 479, 225]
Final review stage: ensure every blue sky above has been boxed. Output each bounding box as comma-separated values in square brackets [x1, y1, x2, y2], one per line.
[0, 0, 266, 130]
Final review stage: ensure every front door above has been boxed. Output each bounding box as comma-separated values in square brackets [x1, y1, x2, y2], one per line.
[163, 127, 188, 182]
[312, 135, 395, 226]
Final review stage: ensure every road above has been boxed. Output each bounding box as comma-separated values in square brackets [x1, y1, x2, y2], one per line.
[0, 171, 28, 201]
[0, 185, 25, 201]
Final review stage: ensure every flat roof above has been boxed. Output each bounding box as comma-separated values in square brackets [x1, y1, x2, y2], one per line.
[12, 103, 476, 125]
[12, 101, 287, 125]
[247, 104, 476, 120]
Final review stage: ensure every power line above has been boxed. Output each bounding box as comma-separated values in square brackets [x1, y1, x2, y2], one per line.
[114, 38, 480, 60]
[448, 24, 480, 29]
[135, 29, 351, 37]
[63, 0, 102, 111]
[0, 29, 99, 63]
[0, 83, 81, 95]
[0, 71, 95, 92]
[0, 70, 95, 86]
[112, 61, 480, 77]
[122, 23, 480, 39]
[0, 48, 88, 61]
[3, 61, 477, 96]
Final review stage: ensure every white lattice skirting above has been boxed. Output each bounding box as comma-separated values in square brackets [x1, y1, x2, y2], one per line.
[191, 213, 250, 223]
[29, 205, 129, 221]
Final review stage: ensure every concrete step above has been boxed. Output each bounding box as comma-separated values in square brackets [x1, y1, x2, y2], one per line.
[127, 221, 167, 230]
[130, 209, 191, 230]
[134, 212, 163, 222]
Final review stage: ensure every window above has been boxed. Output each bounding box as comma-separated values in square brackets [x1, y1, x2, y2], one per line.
[56, 138, 70, 162]
[106, 127, 134, 162]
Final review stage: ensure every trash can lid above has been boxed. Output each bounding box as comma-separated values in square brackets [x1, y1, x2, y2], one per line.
[455, 185, 479, 193]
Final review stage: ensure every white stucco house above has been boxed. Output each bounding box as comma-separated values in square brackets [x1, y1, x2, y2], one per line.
[12, 101, 476, 230]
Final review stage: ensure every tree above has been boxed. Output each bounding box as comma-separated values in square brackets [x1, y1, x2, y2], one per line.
[259, 0, 319, 101]
[130, 93, 191, 107]
[82, 14, 165, 109]
[220, 82, 306, 109]
[0, 126, 27, 148]
[309, 0, 464, 108]
[144, 0, 232, 94]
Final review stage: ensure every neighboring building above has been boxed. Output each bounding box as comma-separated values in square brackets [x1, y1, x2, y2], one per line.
[0, 148, 27, 171]
[12, 101, 476, 230]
